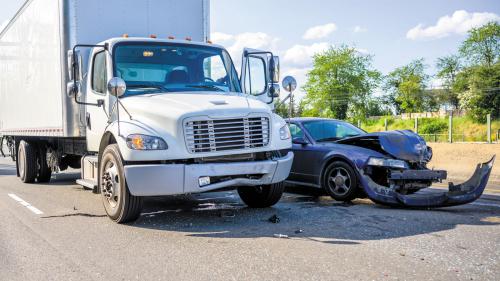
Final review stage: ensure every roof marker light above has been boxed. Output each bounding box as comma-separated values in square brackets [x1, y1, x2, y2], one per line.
[150, 34, 157, 39]
[185, 37, 192, 41]
[207, 40, 213, 44]
[122, 34, 129, 38]
[168, 36, 175, 40]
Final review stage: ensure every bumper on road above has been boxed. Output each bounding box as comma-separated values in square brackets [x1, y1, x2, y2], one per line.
[359, 155, 496, 208]
[124, 152, 294, 196]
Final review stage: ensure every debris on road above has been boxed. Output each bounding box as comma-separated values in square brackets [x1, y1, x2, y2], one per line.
[294, 229, 304, 234]
[273, 234, 289, 239]
[268, 214, 280, 223]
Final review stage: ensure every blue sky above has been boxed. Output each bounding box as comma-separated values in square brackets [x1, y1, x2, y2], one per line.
[1, 0, 499, 97]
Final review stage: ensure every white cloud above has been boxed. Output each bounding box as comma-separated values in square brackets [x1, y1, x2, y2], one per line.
[353, 26, 367, 33]
[212, 32, 279, 70]
[355, 48, 369, 54]
[303, 23, 337, 40]
[210, 32, 233, 43]
[406, 10, 499, 40]
[283, 42, 331, 67]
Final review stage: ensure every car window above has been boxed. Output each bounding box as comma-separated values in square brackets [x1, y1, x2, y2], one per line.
[289, 123, 304, 139]
[303, 120, 364, 142]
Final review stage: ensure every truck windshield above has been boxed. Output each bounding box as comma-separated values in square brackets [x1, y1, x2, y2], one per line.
[113, 43, 242, 96]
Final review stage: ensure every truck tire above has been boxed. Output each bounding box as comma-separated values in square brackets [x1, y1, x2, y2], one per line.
[237, 182, 284, 208]
[322, 161, 359, 202]
[36, 146, 52, 183]
[100, 144, 143, 223]
[18, 140, 37, 183]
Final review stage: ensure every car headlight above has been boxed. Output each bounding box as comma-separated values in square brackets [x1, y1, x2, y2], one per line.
[279, 125, 291, 140]
[367, 157, 408, 169]
[126, 134, 168, 150]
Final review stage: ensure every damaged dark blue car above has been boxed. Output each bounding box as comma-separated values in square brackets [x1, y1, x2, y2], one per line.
[285, 118, 495, 208]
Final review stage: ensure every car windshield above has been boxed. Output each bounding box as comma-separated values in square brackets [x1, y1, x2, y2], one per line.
[113, 43, 242, 96]
[302, 120, 365, 142]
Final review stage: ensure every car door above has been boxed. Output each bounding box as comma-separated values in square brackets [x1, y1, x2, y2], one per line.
[288, 123, 318, 184]
[85, 49, 112, 152]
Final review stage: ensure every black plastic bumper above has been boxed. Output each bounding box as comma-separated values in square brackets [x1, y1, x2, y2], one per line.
[359, 156, 495, 208]
[389, 169, 447, 181]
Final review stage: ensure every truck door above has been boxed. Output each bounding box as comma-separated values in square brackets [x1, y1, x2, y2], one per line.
[85, 49, 111, 152]
[240, 48, 280, 106]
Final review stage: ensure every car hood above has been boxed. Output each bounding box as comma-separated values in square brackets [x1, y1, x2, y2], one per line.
[337, 130, 432, 163]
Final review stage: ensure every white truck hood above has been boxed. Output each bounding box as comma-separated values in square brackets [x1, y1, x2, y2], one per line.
[120, 92, 270, 120]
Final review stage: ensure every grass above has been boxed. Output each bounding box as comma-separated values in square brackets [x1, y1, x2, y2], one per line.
[360, 116, 500, 142]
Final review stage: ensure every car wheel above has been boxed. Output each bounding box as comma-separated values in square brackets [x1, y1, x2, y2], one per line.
[322, 161, 359, 201]
[100, 144, 143, 223]
[237, 182, 284, 208]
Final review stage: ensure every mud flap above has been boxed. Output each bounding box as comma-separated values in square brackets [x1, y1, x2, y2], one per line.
[358, 156, 495, 208]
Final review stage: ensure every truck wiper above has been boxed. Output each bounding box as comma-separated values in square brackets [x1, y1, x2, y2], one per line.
[128, 85, 169, 92]
[186, 84, 225, 92]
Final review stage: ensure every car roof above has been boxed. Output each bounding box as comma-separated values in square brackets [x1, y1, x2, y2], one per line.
[287, 117, 344, 123]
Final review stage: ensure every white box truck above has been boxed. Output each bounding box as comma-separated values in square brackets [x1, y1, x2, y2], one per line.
[0, 0, 294, 223]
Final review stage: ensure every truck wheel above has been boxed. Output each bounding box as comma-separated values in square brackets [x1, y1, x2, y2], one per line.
[100, 144, 142, 223]
[322, 161, 358, 202]
[237, 182, 284, 208]
[18, 141, 37, 183]
[36, 147, 52, 183]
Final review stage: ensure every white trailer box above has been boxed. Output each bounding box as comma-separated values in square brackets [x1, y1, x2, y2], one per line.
[0, 0, 209, 137]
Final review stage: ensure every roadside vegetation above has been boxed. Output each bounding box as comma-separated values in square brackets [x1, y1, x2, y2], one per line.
[360, 116, 500, 142]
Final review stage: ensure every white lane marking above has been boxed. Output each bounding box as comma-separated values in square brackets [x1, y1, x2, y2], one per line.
[470, 202, 500, 208]
[8, 193, 44, 215]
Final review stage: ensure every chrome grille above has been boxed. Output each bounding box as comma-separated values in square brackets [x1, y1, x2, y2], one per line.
[185, 117, 270, 153]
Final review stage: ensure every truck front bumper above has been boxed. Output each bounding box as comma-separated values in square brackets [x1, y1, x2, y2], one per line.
[123, 152, 294, 196]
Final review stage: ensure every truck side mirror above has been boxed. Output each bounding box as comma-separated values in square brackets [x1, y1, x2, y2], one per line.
[269, 83, 280, 98]
[269, 56, 280, 83]
[107, 77, 127, 97]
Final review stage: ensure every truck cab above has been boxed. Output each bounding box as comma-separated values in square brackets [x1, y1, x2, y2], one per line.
[66, 37, 294, 222]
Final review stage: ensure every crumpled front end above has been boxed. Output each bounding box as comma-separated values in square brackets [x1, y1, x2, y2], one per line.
[359, 156, 495, 208]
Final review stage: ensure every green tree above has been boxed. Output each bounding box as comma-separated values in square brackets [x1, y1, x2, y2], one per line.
[383, 59, 434, 113]
[459, 21, 500, 67]
[301, 45, 381, 120]
[435, 54, 461, 108]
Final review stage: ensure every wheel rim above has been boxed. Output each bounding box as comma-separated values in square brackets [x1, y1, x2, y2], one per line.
[327, 167, 352, 196]
[101, 158, 121, 209]
[19, 146, 25, 177]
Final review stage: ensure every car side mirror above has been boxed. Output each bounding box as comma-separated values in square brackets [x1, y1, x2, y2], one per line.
[292, 137, 309, 145]
[107, 77, 127, 97]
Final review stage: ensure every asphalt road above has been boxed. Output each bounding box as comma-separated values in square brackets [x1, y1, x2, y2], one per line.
[0, 157, 499, 281]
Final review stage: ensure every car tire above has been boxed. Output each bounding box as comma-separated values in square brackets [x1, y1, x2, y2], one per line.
[238, 182, 284, 208]
[322, 161, 359, 202]
[18, 140, 37, 183]
[100, 144, 143, 223]
[36, 146, 52, 183]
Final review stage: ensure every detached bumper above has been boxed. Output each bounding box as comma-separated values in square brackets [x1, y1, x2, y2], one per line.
[124, 152, 294, 196]
[359, 156, 495, 208]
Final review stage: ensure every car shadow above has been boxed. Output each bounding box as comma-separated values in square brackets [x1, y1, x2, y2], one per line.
[128, 190, 500, 244]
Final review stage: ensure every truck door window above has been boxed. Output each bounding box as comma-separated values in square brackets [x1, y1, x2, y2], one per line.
[245, 56, 266, 95]
[92, 51, 107, 94]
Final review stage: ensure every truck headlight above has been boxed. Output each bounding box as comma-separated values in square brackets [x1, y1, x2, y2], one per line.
[279, 125, 291, 140]
[126, 134, 168, 150]
[367, 157, 408, 169]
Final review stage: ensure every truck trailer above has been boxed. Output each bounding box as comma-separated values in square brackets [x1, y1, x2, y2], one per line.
[0, 0, 294, 223]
